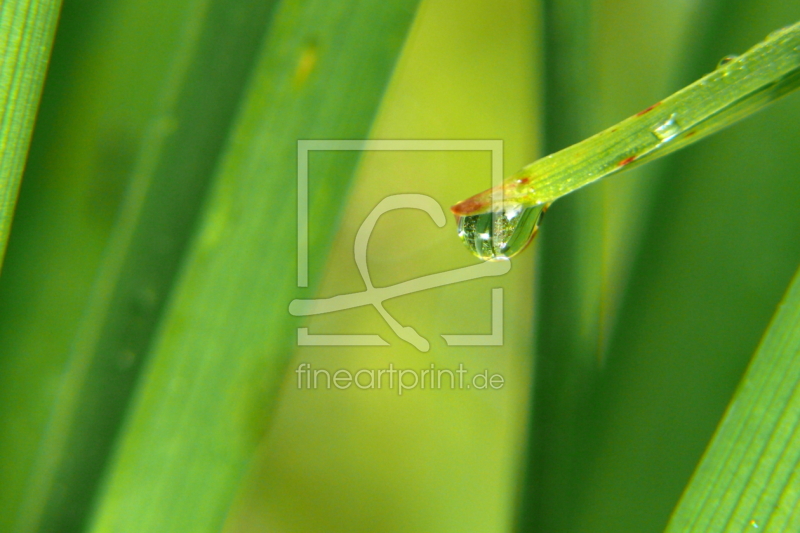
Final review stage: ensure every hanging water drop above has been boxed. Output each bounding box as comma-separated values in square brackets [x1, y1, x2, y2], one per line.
[717, 54, 738, 68]
[456, 203, 548, 260]
[652, 113, 681, 142]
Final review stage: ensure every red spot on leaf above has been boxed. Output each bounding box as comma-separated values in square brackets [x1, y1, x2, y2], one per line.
[517, 177, 530, 185]
[686, 130, 697, 138]
[635, 101, 662, 117]
[618, 156, 635, 167]
[451, 195, 489, 216]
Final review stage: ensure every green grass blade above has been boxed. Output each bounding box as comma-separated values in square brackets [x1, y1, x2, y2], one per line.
[665, 262, 800, 532]
[454, 21, 800, 215]
[86, 1, 420, 532]
[13, 0, 280, 531]
[0, 0, 61, 271]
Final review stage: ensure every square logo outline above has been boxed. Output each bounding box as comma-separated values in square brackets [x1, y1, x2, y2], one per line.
[295, 140, 507, 350]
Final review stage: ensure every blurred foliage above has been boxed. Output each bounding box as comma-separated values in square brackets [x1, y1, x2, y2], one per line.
[1, 0, 799, 532]
[525, 0, 800, 532]
[13, 0, 280, 530]
[0, 0, 61, 269]
[574, 5, 800, 533]
[0, 0, 199, 527]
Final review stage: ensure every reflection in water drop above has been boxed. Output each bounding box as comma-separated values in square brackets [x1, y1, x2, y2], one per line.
[717, 54, 738, 68]
[652, 113, 681, 142]
[456, 203, 548, 260]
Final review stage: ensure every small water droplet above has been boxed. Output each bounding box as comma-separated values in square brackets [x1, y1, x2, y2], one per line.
[717, 54, 738, 68]
[456, 204, 547, 260]
[652, 113, 681, 142]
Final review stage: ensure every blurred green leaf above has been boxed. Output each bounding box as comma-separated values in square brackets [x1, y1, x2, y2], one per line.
[665, 262, 800, 532]
[13, 0, 280, 531]
[519, 2, 698, 531]
[518, 1, 603, 530]
[85, 1, 420, 532]
[0, 0, 61, 270]
[0, 0, 242, 527]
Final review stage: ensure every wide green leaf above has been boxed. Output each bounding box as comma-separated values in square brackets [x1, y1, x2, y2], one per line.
[86, 1, 420, 531]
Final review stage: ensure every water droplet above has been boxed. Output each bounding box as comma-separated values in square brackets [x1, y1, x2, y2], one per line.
[652, 113, 681, 142]
[456, 204, 547, 260]
[717, 54, 738, 68]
